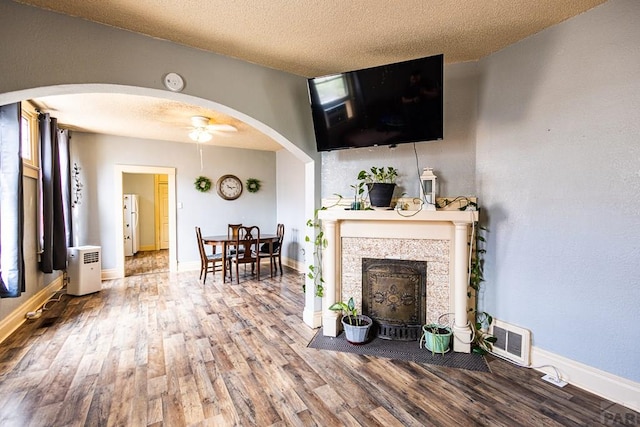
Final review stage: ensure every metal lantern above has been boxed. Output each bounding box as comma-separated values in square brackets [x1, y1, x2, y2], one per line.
[420, 168, 437, 210]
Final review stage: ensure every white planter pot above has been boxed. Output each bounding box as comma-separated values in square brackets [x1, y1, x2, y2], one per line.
[342, 315, 372, 344]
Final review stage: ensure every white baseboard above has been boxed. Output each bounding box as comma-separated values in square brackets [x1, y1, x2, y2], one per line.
[532, 346, 640, 413]
[101, 268, 121, 280]
[303, 307, 323, 329]
[0, 275, 65, 344]
[282, 256, 304, 273]
[178, 261, 200, 272]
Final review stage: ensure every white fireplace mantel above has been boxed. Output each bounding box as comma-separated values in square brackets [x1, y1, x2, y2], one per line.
[317, 208, 479, 353]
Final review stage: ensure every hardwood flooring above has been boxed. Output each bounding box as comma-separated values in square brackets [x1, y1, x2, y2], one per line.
[125, 249, 169, 277]
[0, 268, 636, 426]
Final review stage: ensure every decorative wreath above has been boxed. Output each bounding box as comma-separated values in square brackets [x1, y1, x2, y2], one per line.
[194, 176, 212, 193]
[246, 178, 261, 193]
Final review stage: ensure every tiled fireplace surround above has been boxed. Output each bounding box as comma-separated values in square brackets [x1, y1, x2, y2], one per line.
[318, 208, 479, 353]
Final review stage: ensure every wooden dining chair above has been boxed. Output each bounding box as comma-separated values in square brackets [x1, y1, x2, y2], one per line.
[259, 223, 284, 276]
[195, 226, 223, 283]
[230, 225, 260, 284]
[225, 223, 243, 281]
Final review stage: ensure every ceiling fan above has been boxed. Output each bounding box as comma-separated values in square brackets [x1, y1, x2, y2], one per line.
[187, 115, 237, 142]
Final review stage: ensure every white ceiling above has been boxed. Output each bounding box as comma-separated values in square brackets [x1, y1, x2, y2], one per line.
[18, 0, 607, 151]
[31, 94, 282, 151]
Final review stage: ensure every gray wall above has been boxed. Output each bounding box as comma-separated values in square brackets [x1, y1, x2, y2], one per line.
[276, 149, 307, 267]
[71, 132, 277, 268]
[476, 0, 640, 382]
[0, 1, 317, 159]
[319, 0, 640, 385]
[321, 62, 478, 200]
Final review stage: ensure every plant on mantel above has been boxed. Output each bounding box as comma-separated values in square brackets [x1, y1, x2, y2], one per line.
[357, 166, 398, 184]
[304, 195, 343, 297]
[357, 166, 399, 208]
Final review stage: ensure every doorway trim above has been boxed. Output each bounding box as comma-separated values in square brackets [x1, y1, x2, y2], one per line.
[115, 165, 177, 278]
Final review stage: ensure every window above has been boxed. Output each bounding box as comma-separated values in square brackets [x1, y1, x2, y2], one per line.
[21, 101, 39, 179]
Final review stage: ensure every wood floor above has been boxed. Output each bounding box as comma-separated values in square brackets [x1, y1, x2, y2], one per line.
[0, 267, 636, 426]
[125, 250, 169, 277]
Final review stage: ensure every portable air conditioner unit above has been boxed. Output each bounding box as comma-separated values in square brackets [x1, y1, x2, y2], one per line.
[67, 246, 102, 296]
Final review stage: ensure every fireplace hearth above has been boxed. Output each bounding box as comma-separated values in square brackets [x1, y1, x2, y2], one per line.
[362, 258, 427, 341]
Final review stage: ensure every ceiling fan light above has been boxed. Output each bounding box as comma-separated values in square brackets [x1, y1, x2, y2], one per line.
[189, 128, 212, 142]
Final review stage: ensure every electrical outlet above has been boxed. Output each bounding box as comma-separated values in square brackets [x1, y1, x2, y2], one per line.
[541, 373, 567, 388]
[26, 311, 42, 319]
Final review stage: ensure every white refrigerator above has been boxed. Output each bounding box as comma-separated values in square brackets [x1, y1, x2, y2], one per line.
[123, 194, 140, 256]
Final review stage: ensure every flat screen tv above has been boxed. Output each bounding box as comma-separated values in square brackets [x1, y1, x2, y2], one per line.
[308, 54, 443, 152]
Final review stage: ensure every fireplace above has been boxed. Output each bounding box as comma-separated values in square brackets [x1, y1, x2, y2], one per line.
[314, 208, 478, 353]
[362, 258, 426, 341]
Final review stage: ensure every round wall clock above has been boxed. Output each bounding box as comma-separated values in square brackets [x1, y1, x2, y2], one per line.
[216, 174, 243, 200]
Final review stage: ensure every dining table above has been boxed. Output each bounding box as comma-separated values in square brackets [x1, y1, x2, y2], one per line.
[202, 233, 279, 282]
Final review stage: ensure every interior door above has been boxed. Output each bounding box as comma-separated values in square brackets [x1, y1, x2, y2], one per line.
[156, 176, 170, 250]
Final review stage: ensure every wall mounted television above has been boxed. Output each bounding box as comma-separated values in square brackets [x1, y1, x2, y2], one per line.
[307, 54, 443, 152]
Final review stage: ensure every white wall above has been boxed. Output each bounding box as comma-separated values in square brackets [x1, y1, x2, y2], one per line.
[476, 0, 640, 382]
[321, 62, 478, 200]
[71, 132, 277, 269]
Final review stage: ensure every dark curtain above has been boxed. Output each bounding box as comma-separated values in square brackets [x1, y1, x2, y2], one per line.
[39, 113, 68, 273]
[58, 129, 73, 247]
[0, 102, 26, 298]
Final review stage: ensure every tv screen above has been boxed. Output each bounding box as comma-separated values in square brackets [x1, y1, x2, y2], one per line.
[308, 54, 443, 152]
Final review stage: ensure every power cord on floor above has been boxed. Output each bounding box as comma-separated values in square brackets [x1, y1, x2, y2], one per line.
[436, 312, 567, 387]
[26, 281, 68, 320]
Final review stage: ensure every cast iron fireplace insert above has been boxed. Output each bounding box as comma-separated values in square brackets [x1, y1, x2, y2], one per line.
[362, 258, 427, 341]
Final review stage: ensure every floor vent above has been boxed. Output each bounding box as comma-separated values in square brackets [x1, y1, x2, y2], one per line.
[489, 319, 531, 366]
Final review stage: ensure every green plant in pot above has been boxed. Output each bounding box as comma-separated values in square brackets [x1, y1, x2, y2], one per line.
[357, 166, 398, 207]
[350, 181, 366, 210]
[420, 323, 453, 356]
[329, 297, 372, 345]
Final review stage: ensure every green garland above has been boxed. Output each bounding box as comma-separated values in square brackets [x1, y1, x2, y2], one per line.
[246, 178, 261, 193]
[194, 176, 212, 192]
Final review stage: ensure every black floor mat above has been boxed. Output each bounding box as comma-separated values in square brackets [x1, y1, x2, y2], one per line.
[308, 328, 490, 372]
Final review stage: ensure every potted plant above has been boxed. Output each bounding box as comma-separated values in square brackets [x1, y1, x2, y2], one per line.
[350, 180, 366, 210]
[357, 166, 398, 207]
[420, 323, 453, 355]
[329, 297, 372, 345]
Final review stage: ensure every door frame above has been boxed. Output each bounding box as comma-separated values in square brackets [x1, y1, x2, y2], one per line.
[114, 165, 177, 277]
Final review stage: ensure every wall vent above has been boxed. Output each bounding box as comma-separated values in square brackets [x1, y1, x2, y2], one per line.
[489, 319, 531, 366]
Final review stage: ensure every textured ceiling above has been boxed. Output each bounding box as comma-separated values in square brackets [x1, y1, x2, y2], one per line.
[17, 0, 607, 150]
[31, 94, 282, 151]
